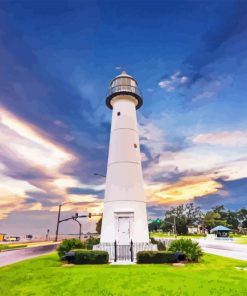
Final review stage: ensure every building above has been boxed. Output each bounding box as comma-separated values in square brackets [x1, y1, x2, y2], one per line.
[94, 71, 156, 260]
[0, 233, 6, 242]
[210, 225, 231, 238]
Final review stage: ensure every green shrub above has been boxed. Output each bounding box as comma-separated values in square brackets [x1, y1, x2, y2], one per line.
[57, 238, 83, 258]
[150, 237, 166, 250]
[71, 249, 109, 264]
[137, 251, 176, 264]
[168, 238, 203, 262]
[85, 237, 100, 249]
[74, 237, 100, 250]
[57, 237, 101, 258]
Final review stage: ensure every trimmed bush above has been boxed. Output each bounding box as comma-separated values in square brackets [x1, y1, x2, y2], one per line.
[84, 237, 100, 249]
[150, 237, 166, 250]
[168, 238, 203, 262]
[137, 251, 176, 264]
[57, 238, 83, 258]
[74, 237, 100, 250]
[57, 237, 100, 259]
[71, 249, 109, 264]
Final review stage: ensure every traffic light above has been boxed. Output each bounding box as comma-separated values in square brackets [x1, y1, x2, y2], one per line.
[75, 213, 78, 218]
[156, 218, 161, 224]
[88, 213, 92, 218]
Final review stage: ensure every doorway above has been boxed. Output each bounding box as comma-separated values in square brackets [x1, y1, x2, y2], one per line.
[117, 217, 130, 244]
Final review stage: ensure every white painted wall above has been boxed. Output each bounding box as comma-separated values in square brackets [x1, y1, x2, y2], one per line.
[100, 95, 149, 244]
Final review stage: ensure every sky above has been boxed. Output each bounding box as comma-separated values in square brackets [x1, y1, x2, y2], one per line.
[0, 0, 247, 236]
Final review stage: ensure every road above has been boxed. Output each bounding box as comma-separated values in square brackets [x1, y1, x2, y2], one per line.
[198, 239, 247, 261]
[158, 237, 247, 261]
[0, 243, 58, 267]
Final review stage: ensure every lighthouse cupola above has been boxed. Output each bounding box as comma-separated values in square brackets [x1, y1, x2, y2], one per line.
[106, 71, 143, 110]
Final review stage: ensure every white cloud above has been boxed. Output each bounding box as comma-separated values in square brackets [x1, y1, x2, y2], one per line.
[139, 121, 165, 155]
[158, 71, 189, 91]
[193, 130, 247, 147]
[191, 75, 232, 102]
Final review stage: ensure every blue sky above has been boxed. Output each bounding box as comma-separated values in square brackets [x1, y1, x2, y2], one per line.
[0, 0, 247, 235]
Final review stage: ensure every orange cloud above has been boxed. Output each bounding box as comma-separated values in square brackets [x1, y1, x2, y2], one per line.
[0, 106, 103, 219]
[145, 176, 222, 205]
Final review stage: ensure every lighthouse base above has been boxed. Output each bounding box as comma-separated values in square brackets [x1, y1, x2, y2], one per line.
[93, 242, 157, 262]
[100, 202, 150, 244]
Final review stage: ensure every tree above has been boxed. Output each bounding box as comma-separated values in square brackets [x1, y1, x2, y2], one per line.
[204, 211, 222, 230]
[226, 210, 239, 230]
[242, 220, 247, 229]
[238, 208, 247, 231]
[164, 203, 203, 235]
[204, 205, 240, 231]
[96, 217, 102, 234]
[148, 219, 162, 232]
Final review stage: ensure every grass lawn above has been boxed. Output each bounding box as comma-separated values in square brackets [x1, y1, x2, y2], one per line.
[0, 244, 27, 251]
[1, 253, 247, 296]
[151, 233, 247, 244]
[150, 232, 204, 239]
[233, 236, 247, 244]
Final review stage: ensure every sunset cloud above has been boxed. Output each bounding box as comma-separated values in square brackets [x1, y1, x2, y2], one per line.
[145, 176, 222, 205]
[0, 106, 104, 219]
[193, 130, 247, 147]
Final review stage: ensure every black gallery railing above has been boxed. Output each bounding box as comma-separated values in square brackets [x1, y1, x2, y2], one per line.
[106, 85, 143, 98]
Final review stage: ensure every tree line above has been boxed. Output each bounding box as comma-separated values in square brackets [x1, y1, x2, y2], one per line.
[148, 203, 247, 235]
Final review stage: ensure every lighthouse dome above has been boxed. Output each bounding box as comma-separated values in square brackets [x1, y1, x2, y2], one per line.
[106, 71, 143, 109]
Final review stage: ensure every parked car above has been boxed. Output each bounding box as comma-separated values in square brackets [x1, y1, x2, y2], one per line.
[6, 236, 21, 242]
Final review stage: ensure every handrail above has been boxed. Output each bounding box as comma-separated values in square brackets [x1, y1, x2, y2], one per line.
[107, 85, 142, 98]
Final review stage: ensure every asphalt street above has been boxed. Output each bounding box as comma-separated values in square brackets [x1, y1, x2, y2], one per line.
[198, 239, 247, 261]
[0, 244, 58, 267]
[159, 237, 247, 261]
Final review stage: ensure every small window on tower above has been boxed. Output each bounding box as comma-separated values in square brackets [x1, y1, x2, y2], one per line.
[117, 112, 121, 116]
[134, 144, 137, 148]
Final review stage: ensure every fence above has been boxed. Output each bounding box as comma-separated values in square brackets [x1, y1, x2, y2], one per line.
[93, 240, 157, 262]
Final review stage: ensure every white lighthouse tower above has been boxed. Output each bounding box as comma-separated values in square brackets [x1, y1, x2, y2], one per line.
[100, 71, 150, 245]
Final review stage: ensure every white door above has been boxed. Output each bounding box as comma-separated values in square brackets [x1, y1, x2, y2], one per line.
[118, 217, 130, 244]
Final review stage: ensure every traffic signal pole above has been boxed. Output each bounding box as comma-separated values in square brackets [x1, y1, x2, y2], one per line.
[54, 211, 102, 241]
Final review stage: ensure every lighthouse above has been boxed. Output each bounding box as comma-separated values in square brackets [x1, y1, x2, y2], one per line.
[100, 71, 149, 245]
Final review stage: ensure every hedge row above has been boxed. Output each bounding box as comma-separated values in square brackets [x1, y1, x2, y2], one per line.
[137, 251, 176, 264]
[68, 249, 109, 264]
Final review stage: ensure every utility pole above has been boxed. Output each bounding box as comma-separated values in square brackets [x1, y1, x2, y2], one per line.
[55, 202, 72, 242]
[202, 215, 206, 236]
[55, 205, 62, 242]
[173, 215, 177, 238]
